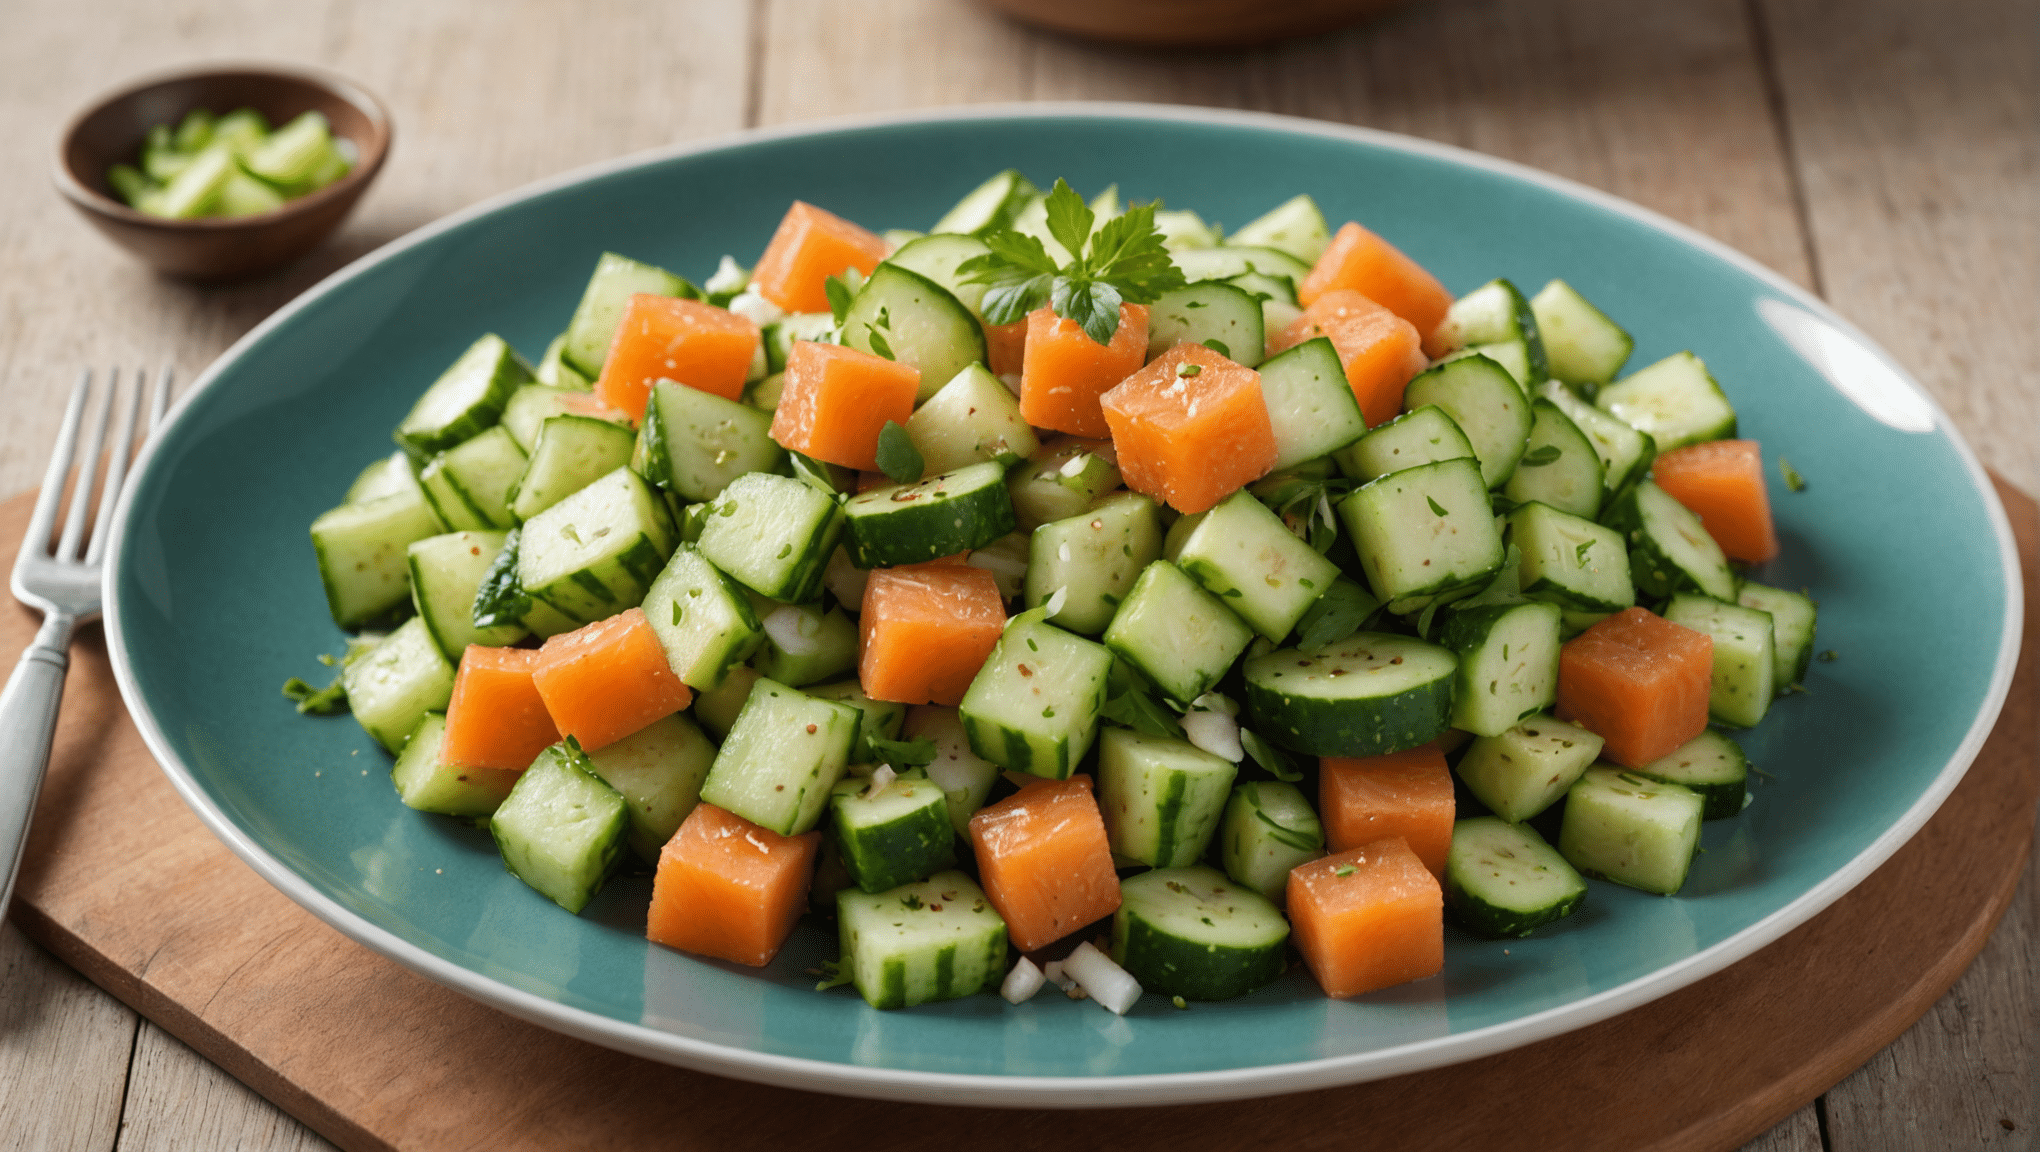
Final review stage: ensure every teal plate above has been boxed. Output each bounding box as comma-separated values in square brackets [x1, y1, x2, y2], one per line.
[104, 105, 2021, 1107]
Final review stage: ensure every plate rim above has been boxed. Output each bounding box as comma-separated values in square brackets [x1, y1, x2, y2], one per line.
[101, 100, 2025, 1108]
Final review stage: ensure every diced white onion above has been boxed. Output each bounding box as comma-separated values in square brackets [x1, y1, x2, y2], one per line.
[704, 255, 749, 296]
[1059, 453, 1089, 478]
[867, 764, 897, 795]
[1044, 585, 1069, 617]
[762, 605, 821, 657]
[1190, 691, 1239, 717]
[1181, 709, 1244, 763]
[1042, 959, 1078, 993]
[1001, 956, 1046, 1004]
[727, 290, 785, 327]
[1063, 941, 1142, 1015]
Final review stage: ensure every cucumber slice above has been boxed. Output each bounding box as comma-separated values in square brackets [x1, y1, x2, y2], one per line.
[884, 233, 993, 318]
[1111, 866, 1289, 1001]
[696, 472, 846, 603]
[1006, 437, 1122, 532]
[1503, 398, 1603, 519]
[1172, 245, 1315, 286]
[1530, 280, 1632, 389]
[1604, 480, 1738, 602]
[583, 713, 716, 865]
[840, 264, 987, 404]
[311, 487, 445, 629]
[1437, 600, 1562, 737]
[344, 451, 417, 504]
[837, 870, 1008, 1010]
[1632, 729, 1750, 820]
[1257, 337, 1367, 470]
[904, 363, 1038, 475]
[535, 334, 592, 390]
[1241, 632, 1457, 757]
[1662, 593, 1776, 728]
[1536, 379, 1655, 496]
[1333, 404, 1477, 483]
[807, 680, 907, 764]
[1103, 559, 1255, 706]
[1219, 781, 1326, 903]
[1174, 489, 1339, 642]
[343, 616, 456, 754]
[407, 530, 527, 660]
[1097, 729, 1239, 868]
[751, 602, 858, 687]
[830, 773, 957, 893]
[509, 414, 638, 522]
[1024, 491, 1164, 636]
[699, 677, 859, 836]
[1434, 279, 1549, 388]
[1445, 817, 1587, 938]
[1144, 282, 1266, 368]
[1559, 766, 1704, 895]
[959, 614, 1113, 779]
[499, 384, 625, 451]
[1340, 457, 1505, 614]
[419, 424, 526, 531]
[1737, 580, 1818, 690]
[390, 712, 519, 816]
[1401, 354, 1533, 488]
[930, 169, 1036, 236]
[561, 252, 698, 379]
[643, 546, 766, 690]
[1508, 501, 1635, 613]
[394, 334, 532, 460]
[1453, 714, 1604, 823]
[491, 741, 628, 914]
[1227, 194, 1332, 264]
[1597, 351, 1737, 451]
[763, 312, 837, 374]
[1154, 208, 1219, 251]
[842, 461, 1016, 569]
[906, 705, 1002, 837]
[516, 466, 676, 625]
[634, 379, 786, 503]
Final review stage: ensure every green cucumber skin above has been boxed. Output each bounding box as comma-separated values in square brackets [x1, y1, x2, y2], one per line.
[1245, 675, 1453, 757]
[837, 871, 1008, 1010]
[1444, 866, 1585, 939]
[1112, 911, 1288, 1002]
[833, 793, 957, 895]
[842, 465, 1017, 569]
[490, 743, 628, 915]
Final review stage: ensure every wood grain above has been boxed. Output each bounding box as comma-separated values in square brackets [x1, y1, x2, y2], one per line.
[116, 1021, 335, 1152]
[0, 922, 136, 1152]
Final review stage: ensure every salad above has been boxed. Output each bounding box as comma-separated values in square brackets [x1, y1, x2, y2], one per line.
[294, 170, 1816, 1014]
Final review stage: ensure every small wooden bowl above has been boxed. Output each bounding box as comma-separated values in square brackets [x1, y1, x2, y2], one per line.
[54, 63, 391, 284]
[980, 0, 1406, 46]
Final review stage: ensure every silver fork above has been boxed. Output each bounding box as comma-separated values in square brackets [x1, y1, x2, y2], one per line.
[0, 367, 171, 917]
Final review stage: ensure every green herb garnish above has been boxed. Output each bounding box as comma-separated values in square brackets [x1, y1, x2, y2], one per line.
[1780, 456, 1806, 492]
[866, 734, 938, 768]
[1519, 444, 1562, 467]
[1427, 495, 1450, 517]
[958, 179, 1185, 346]
[874, 420, 924, 485]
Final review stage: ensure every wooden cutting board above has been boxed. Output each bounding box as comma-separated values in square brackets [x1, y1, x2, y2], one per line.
[8, 478, 2035, 1152]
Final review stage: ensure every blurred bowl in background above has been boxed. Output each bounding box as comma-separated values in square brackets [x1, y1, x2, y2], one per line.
[981, 0, 1405, 46]
[54, 62, 391, 284]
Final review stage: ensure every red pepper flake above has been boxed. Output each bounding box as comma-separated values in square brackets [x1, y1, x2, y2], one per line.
[1018, 663, 1033, 677]
[1390, 656, 1403, 665]
[806, 723, 818, 734]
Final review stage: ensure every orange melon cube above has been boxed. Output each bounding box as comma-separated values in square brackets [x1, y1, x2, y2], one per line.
[859, 565, 1007, 706]
[1018, 304, 1149, 439]
[1287, 837, 1444, 998]
[441, 646, 559, 771]
[968, 775, 1120, 952]
[1271, 290, 1429, 427]
[1319, 745, 1455, 877]
[1298, 221, 1454, 348]
[1099, 342, 1278, 514]
[1651, 439, 1780, 563]
[531, 608, 694, 752]
[646, 803, 821, 967]
[594, 294, 760, 419]
[984, 319, 1027, 378]
[1556, 607, 1714, 767]
[750, 200, 888, 314]
[769, 341, 920, 471]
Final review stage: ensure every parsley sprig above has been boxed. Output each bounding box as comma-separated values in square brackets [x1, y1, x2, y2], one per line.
[958, 179, 1186, 346]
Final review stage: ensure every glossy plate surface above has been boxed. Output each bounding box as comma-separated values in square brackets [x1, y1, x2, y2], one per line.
[104, 105, 2020, 1107]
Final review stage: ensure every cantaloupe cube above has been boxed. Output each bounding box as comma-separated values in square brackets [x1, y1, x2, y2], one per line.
[750, 200, 888, 314]
[1019, 304, 1148, 439]
[1287, 836, 1444, 998]
[441, 646, 559, 771]
[1556, 607, 1714, 767]
[646, 803, 821, 967]
[968, 775, 1119, 952]
[859, 564, 1007, 706]
[1271, 289, 1428, 427]
[1297, 221, 1454, 349]
[770, 341, 920, 471]
[531, 607, 694, 752]
[595, 294, 760, 418]
[1651, 439, 1780, 563]
[1100, 343, 1278, 515]
[1319, 745, 1455, 876]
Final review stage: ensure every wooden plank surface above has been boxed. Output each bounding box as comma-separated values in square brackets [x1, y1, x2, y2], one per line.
[0, 0, 2031, 1148]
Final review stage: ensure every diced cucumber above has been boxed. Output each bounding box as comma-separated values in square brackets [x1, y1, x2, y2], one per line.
[1103, 559, 1255, 706]
[1438, 600, 1562, 737]
[1006, 437, 1122, 532]
[959, 614, 1113, 779]
[394, 334, 532, 460]
[884, 233, 994, 318]
[1508, 501, 1635, 613]
[344, 451, 417, 504]
[643, 546, 766, 690]
[1737, 581, 1818, 691]
[693, 664, 761, 739]
[906, 705, 1002, 837]
[342, 616, 456, 754]
[695, 472, 846, 603]
[1257, 337, 1367, 470]
[1340, 457, 1505, 614]
[699, 677, 859, 836]
[1445, 817, 1587, 938]
[1530, 280, 1632, 390]
[1219, 781, 1325, 903]
[499, 384, 624, 451]
[1241, 632, 1457, 757]
[842, 461, 1016, 569]
[1662, 593, 1776, 728]
[751, 602, 858, 687]
[509, 414, 638, 522]
[390, 712, 519, 816]
[1503, 398, 1603, 519]
[1632, 729, 1750, 820]
[831, 773, 957, 893]
[419, 424, 526, 531]
[561, 252, 698, 379]
[807, 680, 907, 764]
[491, 741, 628, 914]
[1227, 194, 1332, 264]
[1604, 480, 1738, 602]
[152, 142, 236, 218]
[1434, 279, 1548, 389]
[837, 871, 1008, 1010]
[534, 334, 592, 390]
[311, 486, 446, 629]
[1144, 282, 1266, 368]
[1453, 714, 1604, 823]
[1024, 491, 1164, 635]
[1536, 380, 1655, 496]
[1111, 866, 1289, 1001]
[634, 379, 786, 503]
[965, 531, 1030, 602]
[407, 530, 527, 660]
[1154, 208, 1219, 251]
[1559, 767, 1704, 895]
[583, 713, 716, 864]
[930, 169, 1036, 236]
[1402, 354, 1533, 488]
[1174, 489, 1339, 642]
[1172, 245, 1315, 287]
[1097, 729, 1238, 868]
[904, 363, 1038, 475]
[840, 263, 987, 404]
[763, 312, 837, 374]
[516, 466, 676, 625]
[1333, 404, 1477, 483]
[1597, 351, 1737, 451]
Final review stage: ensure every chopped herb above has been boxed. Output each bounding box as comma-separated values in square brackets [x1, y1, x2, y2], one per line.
[866, 327, 895, 361]
[1296, 577, 1380, 650]
[1239, 727, 1303, 782]
[901, 892, 925, 911]
[470, 527, 531, 629]
[1175, 363, 1202, 378]
[811, 958, 855, 991]
[671, 600, 684, 626]
[866, 734, 938, 767]
[874, 420, 925, 484]
[1333, 864, 1357, 877]
[1780, 456, 1806, 492]
[1202, 338, 1231, 358]
[824, 274, 856, 326]
[1518, 444, 1562, 467]
[1171, 995, 1188, 1010]
[1041, 705, 1056, 719]
[1427, 495, 1449, 517]
[1575, 539, 1595, 566]
[280, 673, 348, 715]
[957, 178, 1185, 346]
[1100, 685, 1185, 738]
[1816, 649, 1838, 662]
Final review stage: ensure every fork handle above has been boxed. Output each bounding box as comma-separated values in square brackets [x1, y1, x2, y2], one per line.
[0, 611, 74, 919]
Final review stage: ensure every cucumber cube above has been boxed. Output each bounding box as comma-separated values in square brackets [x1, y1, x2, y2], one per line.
[635, 379, 786, 503]
[644, 546, 766, 691]
[837, 871, 1009, 1010]
[1006, 437, 1121, 532]
[516, 466, 676, 626]
[693, 665, 761, 740]
[311, 486, 445, 629]
[343, 616, 455, 754]
[1738, 580, 1819, 690]
[1340, 457, 1505, 614]
[1632, 730, 1751, 820]
[1103, 559, 1254, 706]
[1438, 599, 1563, 737]
[1530, 280, 1633, 389]
[831, 773, 957, 893]
[1508, 501, 1634, 613]
[584, 714, 716, 864]
[903, 363, 1038, 474]
[959, 615, 1113, 779]
[509, 414, 638, 521]
[1445, 817, 1587, 938]
[696, 471, 845, 603]
[906, 705, 1002, 837]
[390, 713, 519, 816]
[344, 451, 418, 505]
[1174, 489, 1339, 642]
[751, 602, 858, 687]
[807, 680, 907, 765]
[1097, 728, 1238, 869]
[394, 334, 532, 460]
[1402, 354, 1534, 487]
[1219, 781, 1325, 903]
[1024, 491, 1164, 635]
[1596, 351, 1737, 451]
[407, 530, 527, 661]
[1112, 866, 1292, 1002]
[1227, 194, 1331, 264]
[1559, 767, 1704, 895]
[1454, 714, 1604, 823]
[1333, 404, 1477, 483]
[1537, 379, 1656, 495]
[1503, 398, 1604, 520]
[1662, 593, 1777, 728]
[1256, 336, 1367, 469]
[1604, 480, 1737, 602]
[699, 678, 859, 835]
[419, 424, 526, 530]
[491, 741, 628, 914]
[842, 461, 1016, 569]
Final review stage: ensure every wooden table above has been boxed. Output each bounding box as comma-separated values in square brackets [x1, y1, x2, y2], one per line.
[0, 1, 2032, 1148]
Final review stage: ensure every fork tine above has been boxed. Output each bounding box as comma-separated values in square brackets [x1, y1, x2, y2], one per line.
[54, 371, 116, 562]
[84, 373, 145, 567]
[148, 365, 174, 433]
[24, 373, 91, 561]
